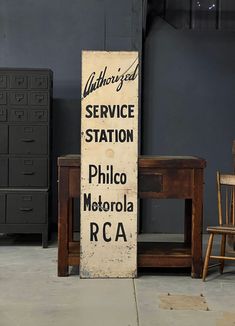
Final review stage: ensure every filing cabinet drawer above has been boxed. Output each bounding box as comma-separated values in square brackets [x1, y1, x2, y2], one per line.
[31, 76, 48, 89]
[9, 125, 47, 154]
[9, 108, 48, 122]
[0, 92, 7, 104]
[9, 158, 48, 187]
[6, 193, 47, 224]
[9, 92, 28, 105]
[10, 108, 27, 122]
[0, 76, 7, 89]
[0, 158, 8, 187]
[30, 92, 48, 105]
[10, 75, 28, 89]
[29, 109, 48, 122]
[0, 125, 8, 153]
[0, 107, 7, 121]
[0, 194, 5, 223]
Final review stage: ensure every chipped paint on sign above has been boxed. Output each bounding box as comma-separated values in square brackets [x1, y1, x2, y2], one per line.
[80, 51, 138, 278]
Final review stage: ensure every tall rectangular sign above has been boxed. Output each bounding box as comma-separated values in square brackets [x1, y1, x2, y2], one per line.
[80, 51, 139, 278]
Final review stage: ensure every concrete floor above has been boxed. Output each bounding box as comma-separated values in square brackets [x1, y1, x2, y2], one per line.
[1, 234, 235, 326]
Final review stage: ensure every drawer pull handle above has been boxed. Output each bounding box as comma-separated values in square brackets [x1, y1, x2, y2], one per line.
[22, 172, 35, 175]
[36, 95, 44, 102]
[20, 208, 33, 212]
[16, 95, 24, 101]
[21, 138, 35, 143]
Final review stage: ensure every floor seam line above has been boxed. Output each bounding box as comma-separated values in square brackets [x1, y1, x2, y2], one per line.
[133, 278, 140, 326]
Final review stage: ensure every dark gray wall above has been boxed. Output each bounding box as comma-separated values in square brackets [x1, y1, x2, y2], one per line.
[1, 1, 235, 233]
[0, 0, 142, 227]
[142, 18, 235, 232]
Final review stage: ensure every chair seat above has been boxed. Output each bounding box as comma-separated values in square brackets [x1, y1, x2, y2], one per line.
[207, 224, 235, 234]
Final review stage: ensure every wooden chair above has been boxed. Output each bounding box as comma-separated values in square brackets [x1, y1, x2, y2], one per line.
[202, 171, 235, 281]
[227, 141, 235, 249]
[233, 140, 235, 168]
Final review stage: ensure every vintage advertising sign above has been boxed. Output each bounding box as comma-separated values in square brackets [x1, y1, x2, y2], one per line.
[80, 51, 139, 278]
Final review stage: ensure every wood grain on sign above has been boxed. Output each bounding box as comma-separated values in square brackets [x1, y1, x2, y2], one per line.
[80, 51, 139, 278]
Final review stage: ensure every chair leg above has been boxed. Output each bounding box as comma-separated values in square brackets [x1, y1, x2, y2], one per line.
[202, 233, 214, 281]
[219, 234, 226, 274]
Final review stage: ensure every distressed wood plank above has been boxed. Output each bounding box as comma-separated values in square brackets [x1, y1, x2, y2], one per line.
[80, 51, 138, 278]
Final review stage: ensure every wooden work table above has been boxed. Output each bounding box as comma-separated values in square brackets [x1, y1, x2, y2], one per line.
[58, 155, 206, 278]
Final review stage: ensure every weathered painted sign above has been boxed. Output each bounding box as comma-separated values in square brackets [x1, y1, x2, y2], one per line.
[80, 51, 139, 278]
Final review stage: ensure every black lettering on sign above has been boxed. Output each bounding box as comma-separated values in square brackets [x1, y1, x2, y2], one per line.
[85, 104, 135, 119]
[103, 222, 112, 242]
[85, 129, 134, 143]
[88, 164, 127, 184]
[84, 193, 134, 212]
[82, 60, 138, 99]
[89, 222, 127, 242]
[115, 223, 127, 242]
[90, 222, 99, 241]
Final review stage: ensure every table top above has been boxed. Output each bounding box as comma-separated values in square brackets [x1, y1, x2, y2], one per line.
[58, 154, 206, 169]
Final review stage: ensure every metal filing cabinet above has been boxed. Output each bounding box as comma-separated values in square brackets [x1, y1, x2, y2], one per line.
[0, 69, 52, 247]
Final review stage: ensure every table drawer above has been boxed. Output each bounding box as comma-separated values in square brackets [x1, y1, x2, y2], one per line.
[0, 194, 5, 223]
[0, 158, 8, 187]
[30, 76, 48, 89]
[0, 125, 8, 154]
[138, 173, 163, 192]
[162, 169, 193, 197]
[10, 75, 28, 89]
[6, 193, 47, 224]
[9, 158, 48, 187]
[0, 107, 7, 121]
[139, 168, 194, 198]
[9, 125, 47, 154]
[9, 92, 28, 105]
[30, 92, 48, 106]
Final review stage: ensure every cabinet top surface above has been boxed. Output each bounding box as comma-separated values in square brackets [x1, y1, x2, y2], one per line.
[58, 154, 206, 168]
[0, 68, 53, 73]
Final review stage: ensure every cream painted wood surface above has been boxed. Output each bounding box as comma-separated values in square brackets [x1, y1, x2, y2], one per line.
[80, 51, 139, 278]
[220, 174, 235, 186]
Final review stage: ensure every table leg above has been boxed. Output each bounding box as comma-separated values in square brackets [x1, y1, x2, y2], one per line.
[184, 199, 192, 245]
[58, 167, 69, 276]
[68, 198, 74, 242]
[191, 169, 203, 278]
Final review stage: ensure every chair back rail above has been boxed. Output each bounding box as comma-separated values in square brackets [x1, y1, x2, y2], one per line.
[217, 172, 235, 227]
